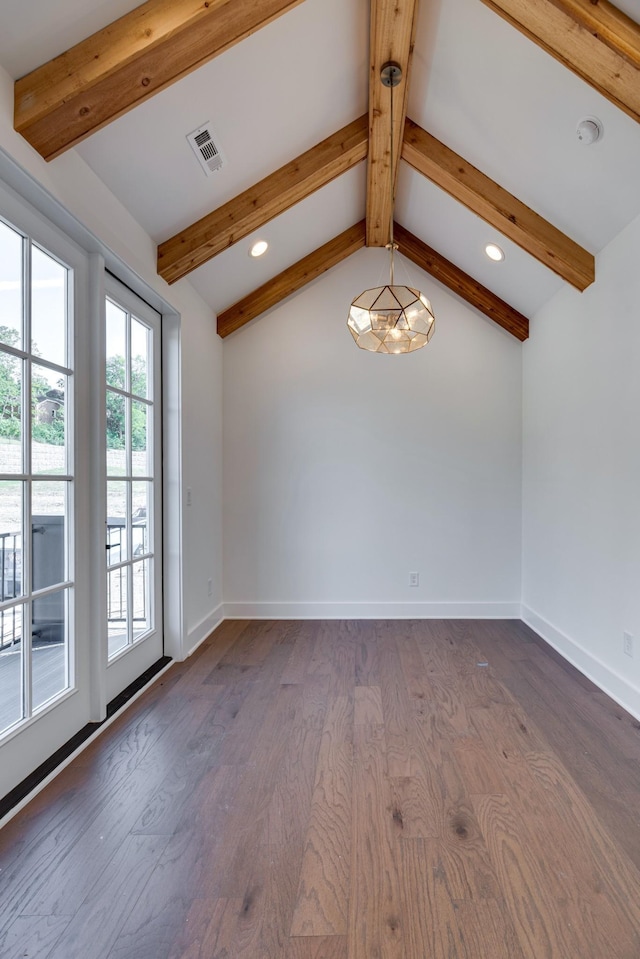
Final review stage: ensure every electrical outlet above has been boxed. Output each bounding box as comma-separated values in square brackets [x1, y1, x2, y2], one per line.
[409, 571, 419, 587]
[207, 578, 213, 597]
[186, 487, 192, 507]
[623, 632, 634, 658]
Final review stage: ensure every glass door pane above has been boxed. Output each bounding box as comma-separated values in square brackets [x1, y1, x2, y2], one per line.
[0, 482, 23, 735]
[107, 566, 129, 657]
[0, 219, 74, 740]
[0, 219, 23, 347]
[104, 279, 162, 699]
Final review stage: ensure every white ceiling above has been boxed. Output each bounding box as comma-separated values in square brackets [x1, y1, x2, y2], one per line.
[76, 0, 369, 241]
[410, 0, 640, 251]
[190, 166, 367, 313]
[2, 0, 640, 327]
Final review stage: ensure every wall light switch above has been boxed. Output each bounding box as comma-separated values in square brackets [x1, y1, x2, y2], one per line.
[186, 487, 192, 507]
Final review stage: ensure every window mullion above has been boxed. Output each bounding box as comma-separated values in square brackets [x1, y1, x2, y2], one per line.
[22, 236, 32, 720]
[126, 477, 132, 647]
[126, 309, 133, 648]
[23, 234, 31, 479]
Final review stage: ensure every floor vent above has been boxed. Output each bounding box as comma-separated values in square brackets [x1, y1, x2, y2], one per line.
[187, 123, 225, 176]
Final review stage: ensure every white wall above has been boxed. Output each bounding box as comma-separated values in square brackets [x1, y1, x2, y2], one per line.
[223, 247, 523, 618]
[181, 304, 224, 647]
[522, 209, 640, 719]
[0, 63, 224, 654]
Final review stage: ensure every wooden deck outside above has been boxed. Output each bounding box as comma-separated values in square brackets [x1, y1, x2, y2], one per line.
[1, 618, 640, 958]
[0, 644, 66, 733]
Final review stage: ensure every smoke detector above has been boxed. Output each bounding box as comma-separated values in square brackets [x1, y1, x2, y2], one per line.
[576, 116, 603, 145]
[186, 122, 226, 176]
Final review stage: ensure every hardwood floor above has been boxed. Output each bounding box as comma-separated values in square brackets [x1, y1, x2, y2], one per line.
[1, 618, 640, 958]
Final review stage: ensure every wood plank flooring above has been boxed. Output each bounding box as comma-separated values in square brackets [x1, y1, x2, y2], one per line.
[1, 618, 640, 958]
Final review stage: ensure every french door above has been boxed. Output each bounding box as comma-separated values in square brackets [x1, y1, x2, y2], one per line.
[0, 219, 75, 732]
[0, 176, 169, 803]
[104, 277, 163, 702]
[0, 179, 92, 798]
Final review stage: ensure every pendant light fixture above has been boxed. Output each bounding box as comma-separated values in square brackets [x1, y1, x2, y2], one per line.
[347, 63, 435, 354]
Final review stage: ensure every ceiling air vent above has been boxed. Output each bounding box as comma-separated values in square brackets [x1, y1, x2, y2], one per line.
[186, 123, 225, 176]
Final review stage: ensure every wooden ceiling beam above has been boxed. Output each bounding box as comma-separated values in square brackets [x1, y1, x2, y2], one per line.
[217, 221, 367, 337]
[556, 0, 640, 71]
[14, 0, 306, 160]
[402, 118, 595, 291]
[366, 0, 419, 247]
[158, 115, 368, 284]
[219, 220, 529, 341]
[394, 222, 529, 340]
[480, 0, 640, 123]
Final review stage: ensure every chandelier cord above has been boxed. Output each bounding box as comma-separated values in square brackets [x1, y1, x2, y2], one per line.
[389, 70, 395, 286]
[346, 60, 434, 353]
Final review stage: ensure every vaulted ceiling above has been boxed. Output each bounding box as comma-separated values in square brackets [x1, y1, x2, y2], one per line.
[4, 0, 640, 342]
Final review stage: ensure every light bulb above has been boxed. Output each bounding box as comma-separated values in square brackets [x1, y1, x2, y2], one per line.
[485, 243, 505, 262]
[249, 240, 268, 258]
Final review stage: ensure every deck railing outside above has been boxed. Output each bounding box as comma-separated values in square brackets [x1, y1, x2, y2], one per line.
[0, 519, 147, 650]
[1, 530, 21, 651]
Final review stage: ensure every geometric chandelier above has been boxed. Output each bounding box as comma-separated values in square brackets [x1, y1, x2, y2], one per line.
[347, 62, 435, 354]
[347, 282, 435, 354]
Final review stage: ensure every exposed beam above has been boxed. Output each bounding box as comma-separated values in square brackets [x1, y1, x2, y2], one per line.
[217, 222, 367, 337]
[219, 219, 528, 340]
[402, 118, 595, 291]
[366, 0, 419, 246]
[158, 115, 368, 284]
[480, 0, 640, 124]
[555, 0, 640, 71]
[15, 0, 305, 160]
[394, 222, 529, 340]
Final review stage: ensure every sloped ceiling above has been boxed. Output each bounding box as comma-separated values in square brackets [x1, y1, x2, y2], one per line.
[3, 0, 640, 341]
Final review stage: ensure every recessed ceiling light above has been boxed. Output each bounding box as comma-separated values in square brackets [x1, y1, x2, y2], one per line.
[485, 243, 505, 262]
[250, 240, 268, 258]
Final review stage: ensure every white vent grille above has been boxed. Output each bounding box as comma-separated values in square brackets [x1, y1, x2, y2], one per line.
[187, 123, 225, 176]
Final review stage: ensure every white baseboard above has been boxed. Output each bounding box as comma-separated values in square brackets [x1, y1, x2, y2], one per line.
[185, 603, 225, 657]
[521, 605, 640, 722]
[223, 601, 521, 620]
